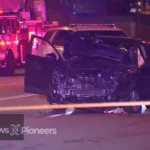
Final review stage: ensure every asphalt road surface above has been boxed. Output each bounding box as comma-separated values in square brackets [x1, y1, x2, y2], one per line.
[0, 69, 49, 107]
[0, 69, 149, 150]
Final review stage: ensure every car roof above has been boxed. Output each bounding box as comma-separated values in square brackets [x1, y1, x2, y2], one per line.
[46, 25, 123, 32]
[91, 36, 140, 42]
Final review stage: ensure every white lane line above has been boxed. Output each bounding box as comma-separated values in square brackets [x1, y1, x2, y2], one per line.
[0, 94, 38, 102]
[0, 82, 23, 87]
[48, 114, 65, 118]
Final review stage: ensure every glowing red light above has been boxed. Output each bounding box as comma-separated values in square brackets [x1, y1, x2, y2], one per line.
[13, 40, 18, 44]
[0, 41, 12, 46]
[6, 42, 11, 45]
[0, 41, 5, 46]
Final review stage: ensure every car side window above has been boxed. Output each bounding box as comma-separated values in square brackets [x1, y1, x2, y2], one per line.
[52, 31, 69, 46]
[44, 30, 55, 41]
[136, 44, 148, 68]
[31, 37, 59, 59]
[140, 45, 147, 60]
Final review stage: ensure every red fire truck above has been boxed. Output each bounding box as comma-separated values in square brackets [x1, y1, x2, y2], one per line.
[0, 10, 58, 75]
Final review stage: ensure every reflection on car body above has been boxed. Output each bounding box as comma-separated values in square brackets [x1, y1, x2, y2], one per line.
[24, 31, 149, 114]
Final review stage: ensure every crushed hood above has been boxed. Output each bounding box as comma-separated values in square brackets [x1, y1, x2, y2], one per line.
[63, 34, 139, 67]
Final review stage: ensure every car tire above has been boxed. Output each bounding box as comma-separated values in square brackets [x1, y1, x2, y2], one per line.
[121, 90, 142, 114]
[5, 50, 15, 76]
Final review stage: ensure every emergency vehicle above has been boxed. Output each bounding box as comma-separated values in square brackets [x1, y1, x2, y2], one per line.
[0, 10, 58, 75]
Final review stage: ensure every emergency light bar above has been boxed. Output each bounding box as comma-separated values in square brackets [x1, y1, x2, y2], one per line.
[70, 24, 116, 27]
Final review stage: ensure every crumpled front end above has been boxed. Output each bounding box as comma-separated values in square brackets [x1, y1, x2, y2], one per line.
[51, 59, 139, 103]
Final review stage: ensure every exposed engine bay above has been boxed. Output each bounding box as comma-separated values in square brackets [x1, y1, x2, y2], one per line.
[50, 56, 139, 103]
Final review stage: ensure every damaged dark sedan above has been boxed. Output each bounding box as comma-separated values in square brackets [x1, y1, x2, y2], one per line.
[24, 32, 148, 114]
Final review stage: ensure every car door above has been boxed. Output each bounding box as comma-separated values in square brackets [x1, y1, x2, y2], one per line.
[137, 42, 150, 100]
[24, 35, 62, 94]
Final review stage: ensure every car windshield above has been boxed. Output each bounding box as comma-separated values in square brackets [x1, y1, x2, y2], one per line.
[64, 32, 138, 66]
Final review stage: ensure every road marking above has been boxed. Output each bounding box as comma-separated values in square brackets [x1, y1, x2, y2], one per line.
[0, 94, 38, 102]
[47, 108, 75, 118]
[0, 101, 150, 111]
[0, 82, 23, 87]
[49, 114, 65, 118]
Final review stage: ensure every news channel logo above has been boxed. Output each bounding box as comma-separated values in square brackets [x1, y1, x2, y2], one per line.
[9, 124, 22, 136]
[9, 124, 57, 135]
[0, 114, 24, 140]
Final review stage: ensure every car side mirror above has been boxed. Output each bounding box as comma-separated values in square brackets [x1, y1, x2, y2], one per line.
[45, 53, 57, 60]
